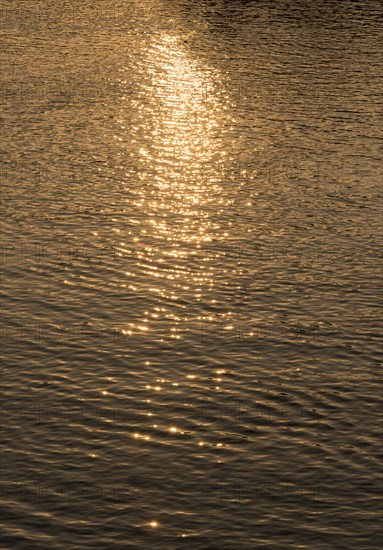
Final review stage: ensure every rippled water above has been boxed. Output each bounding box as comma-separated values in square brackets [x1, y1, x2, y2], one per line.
[1, 1, 382, 548]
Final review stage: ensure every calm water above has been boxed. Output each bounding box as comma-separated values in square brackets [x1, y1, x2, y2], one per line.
[1, 1, 382, 548]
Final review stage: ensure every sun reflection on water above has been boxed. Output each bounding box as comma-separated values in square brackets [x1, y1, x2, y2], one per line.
[114, 32, 233, 340]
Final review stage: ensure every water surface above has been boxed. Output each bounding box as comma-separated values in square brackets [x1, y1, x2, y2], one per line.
[1, 1, 382, 548]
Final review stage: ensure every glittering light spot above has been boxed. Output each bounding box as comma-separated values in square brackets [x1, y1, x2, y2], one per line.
[150, 521, 158, 528]
[170, 427, 177, 432]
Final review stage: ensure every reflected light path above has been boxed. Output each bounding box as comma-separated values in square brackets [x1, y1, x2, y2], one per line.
[114, 32, 234, 340]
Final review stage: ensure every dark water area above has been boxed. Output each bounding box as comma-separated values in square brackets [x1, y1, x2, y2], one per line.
[1, 1, 382, 548]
